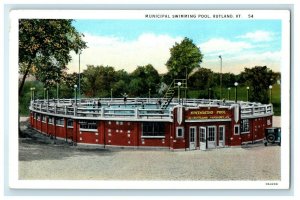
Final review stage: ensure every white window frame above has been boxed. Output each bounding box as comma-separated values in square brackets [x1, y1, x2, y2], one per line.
[56, 117, 65, 127]
[219, 125, 225, 141]
[67, 119, 73, 128]
[79, 120, 98, 131]
[42, 115, 46, 123]
[141, 122, 165, 138]
[240, 119, 250, 134]
[207, 126, 217, 142]
[48, 117, 54, 125]
[176, 127, 184, 138]
[234, 124, 240, 135]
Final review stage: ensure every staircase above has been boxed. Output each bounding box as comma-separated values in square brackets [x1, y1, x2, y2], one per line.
[161, 79, 187, 109]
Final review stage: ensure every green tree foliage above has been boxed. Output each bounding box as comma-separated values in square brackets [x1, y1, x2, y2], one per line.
[242, 66, 277, 104]
[82, 65, 116, 97]
[59, 72, 78, 98]
[166, 37, 203, 79]
[129, 64, 160, 97]
[189, 68, 215, 90]
[19, 19, 87, 95]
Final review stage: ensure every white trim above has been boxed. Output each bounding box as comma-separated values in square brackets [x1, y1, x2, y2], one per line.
[176, 127, 184, 138]
[79, 128, 98, 132]
[189, 126, 197, 150]
[56, 124, 64, 127]
[234, 124, 240, 135]
[207, 125, 217, 149]
[218, 125, 225, 147]
[185, 119, 231, 123]
[141, 136, 165, 139]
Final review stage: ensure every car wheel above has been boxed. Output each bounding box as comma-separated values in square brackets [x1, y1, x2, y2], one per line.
[267, 134, 275, 143]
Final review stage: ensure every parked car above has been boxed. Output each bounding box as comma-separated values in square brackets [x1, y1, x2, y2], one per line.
[264, 127, 281, 146]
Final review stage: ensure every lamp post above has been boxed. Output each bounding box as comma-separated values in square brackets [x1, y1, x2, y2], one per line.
[78, 50, 82, 100]
[32, 87, 35, 102]
[269, 85, 273, 103]
[209, 88, 211, 100]
[56, 82, 59, 103]
[74, 84, 77, 106]
[30, 87, 33, 101]
[177, 82, 182, 104]
[185, 66, 188, 100]
[234, 82, 238, 103]
[46, 87, 49, 105]
[149, 88, 151, 102]
[246, 86, 250, 102]
[227, 87, 231, 100]
[219, 55, 222, 99]
[44, 88, 46, 103]
[111, 88, 113, 101]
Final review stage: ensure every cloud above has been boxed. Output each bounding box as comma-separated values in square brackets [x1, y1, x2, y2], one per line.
[67, 34, 280, 76]
[237, 31, 274, 42]
[199, 38, 253, 56]
[67, 33, 182, 74]
[201, 51, 281, 74]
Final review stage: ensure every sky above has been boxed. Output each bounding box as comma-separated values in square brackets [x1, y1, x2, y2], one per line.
[67, 19, 282, 74]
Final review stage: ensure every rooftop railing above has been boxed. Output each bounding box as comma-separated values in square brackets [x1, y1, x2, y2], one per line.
[29, 98, 273, 120]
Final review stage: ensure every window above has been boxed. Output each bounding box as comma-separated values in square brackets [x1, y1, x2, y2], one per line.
[37, 114, 41, 121]
[79, 120, 97, 130]
[67, 119, 73, 127]
[241, 119, 250, 133]
[142, 122, 165, 137]
[48, 117, 54, 124]
[219, 126, 225, 140]
[207, 126, 216, 142]
[176, 127, 184, 138]
[234, 125, 240, 135]
[56, 117, 64, 126]
[42, 115, 46, 122]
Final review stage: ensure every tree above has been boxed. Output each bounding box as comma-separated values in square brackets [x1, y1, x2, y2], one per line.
[166, 37, 203, 79]
[242, 66, 277, 104]
[189, 68, 214, 90]
[19, 19, 87, 95]
[82, 65, 116, 97]
[129, 64, 160, 97]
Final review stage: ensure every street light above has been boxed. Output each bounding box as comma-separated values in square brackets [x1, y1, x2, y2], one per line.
[30, 87, 33, 101]
[209, 88, 211, 100]
[234, 82, 238, 103]
[227, 87, 231, 100]
[32, 87, 35, 102]
[269, 85, 273, 103]
[56, 82, 59, 103]
[46, 87, 49, 105]
[246, 86, 250, 102]
[219, 55, 222, 99]
[111, 88, 113, 101]
[44, 88, 46, 103]
[149, 88, 151, 102]
[177, 82, 182, 104]
[78, 50, 82, 100]
[74, 84, 78, 106]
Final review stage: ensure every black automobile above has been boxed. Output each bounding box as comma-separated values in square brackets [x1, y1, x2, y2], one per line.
[264, 127, 281, 146]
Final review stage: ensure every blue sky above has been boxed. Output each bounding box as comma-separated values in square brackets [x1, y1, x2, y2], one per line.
[67, 19, 282, 74]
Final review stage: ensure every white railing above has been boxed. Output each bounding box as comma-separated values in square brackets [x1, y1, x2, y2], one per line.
[29, 98, 273, 120]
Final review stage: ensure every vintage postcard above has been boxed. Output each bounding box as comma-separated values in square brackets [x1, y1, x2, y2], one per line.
[9, 9, 290, 190]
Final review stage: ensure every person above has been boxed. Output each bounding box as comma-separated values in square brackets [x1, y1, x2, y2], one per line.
[158, 99, 162, 106]
[97, 99, 101, 108]
[122, 93, 128, 102]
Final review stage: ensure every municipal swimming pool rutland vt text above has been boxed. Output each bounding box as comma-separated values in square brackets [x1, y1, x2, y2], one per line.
[145, 14, 242, 19]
